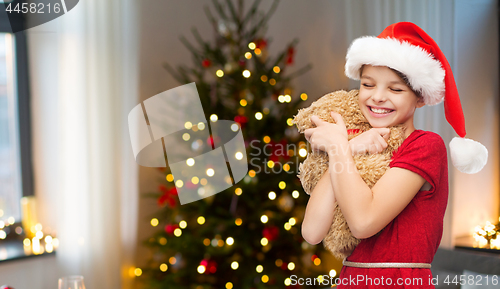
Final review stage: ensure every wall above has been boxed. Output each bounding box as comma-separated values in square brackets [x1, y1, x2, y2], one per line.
[0, 256, 58, 288]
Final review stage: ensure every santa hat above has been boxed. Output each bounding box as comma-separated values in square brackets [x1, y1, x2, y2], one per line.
[345, 22, 487, 174]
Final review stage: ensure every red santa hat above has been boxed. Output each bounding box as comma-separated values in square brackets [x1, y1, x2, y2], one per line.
[345, 22, 487, 174]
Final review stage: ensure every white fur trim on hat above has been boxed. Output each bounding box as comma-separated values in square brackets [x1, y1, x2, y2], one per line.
[345, 36, 446, 106]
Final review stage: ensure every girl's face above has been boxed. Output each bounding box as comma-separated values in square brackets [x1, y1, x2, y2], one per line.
[358, 65, 425, 131]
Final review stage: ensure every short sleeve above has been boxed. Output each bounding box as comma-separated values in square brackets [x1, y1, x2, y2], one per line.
[389, 131, 447, 190]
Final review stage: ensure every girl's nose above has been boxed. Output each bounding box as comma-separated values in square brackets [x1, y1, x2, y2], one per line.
[371, 89, 387, 103]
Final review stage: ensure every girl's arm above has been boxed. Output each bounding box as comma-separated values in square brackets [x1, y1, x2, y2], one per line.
[303, 112, 427, 240]
[301, 168, 336, 245]
[327, 142, 425, 239]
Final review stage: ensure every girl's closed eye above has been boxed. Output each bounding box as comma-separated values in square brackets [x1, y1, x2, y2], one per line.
[362, 83, 374, 88]
[390, 87, 404, 92]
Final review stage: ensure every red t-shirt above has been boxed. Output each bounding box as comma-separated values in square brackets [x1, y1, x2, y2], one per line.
[336, 130, 449, 288]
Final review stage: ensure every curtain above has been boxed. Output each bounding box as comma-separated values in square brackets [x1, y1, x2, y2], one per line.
[29, 0, 139, 288]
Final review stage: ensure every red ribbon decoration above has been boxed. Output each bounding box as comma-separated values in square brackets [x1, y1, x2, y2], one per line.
[158, 185, 178, 208]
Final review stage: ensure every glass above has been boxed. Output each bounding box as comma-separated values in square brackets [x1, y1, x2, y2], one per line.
[58, 276, 86, 289]
[0, 32, 22, 223]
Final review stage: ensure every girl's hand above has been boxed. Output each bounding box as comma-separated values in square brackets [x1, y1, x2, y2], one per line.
[304, 111, 348, 155]
[349, 128, 390, 155]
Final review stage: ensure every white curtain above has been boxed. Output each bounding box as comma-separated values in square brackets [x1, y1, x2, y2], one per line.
[29, 0, 139, 288]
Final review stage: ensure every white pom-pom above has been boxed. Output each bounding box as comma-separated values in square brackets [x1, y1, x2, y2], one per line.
[449, 137, 488, 174]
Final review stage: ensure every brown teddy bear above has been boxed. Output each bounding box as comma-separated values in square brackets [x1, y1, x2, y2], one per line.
[292, 89, 406, 260]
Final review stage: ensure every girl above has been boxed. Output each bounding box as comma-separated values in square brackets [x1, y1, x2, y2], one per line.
[301, 22, 487, 288]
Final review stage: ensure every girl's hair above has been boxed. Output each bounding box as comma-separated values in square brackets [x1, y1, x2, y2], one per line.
[360, 65, 422, 98]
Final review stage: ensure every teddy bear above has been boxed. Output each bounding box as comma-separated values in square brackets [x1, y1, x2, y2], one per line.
[292, 89, 406, 260]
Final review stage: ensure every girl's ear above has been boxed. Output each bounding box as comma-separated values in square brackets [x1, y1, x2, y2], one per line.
[416, 96, 425, 108]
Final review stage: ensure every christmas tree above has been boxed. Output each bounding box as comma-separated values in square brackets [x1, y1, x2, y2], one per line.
[138, 0, 337, 288]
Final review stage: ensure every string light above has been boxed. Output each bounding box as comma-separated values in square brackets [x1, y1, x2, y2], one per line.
[300, 93, 308, 100]
[226, 237, 234, 245]
[235, 218, 242, 226]
[169, 257, 177, 264]
[254, 48, 262, 55]
[166, 174, 174, 182]
[269, 79, 276, 85]
[203, 238, 210, 246]
[286, 118, 293, 126]
[261, 215, 268, 223]
[179, 220, 187, 229]
[200, 178, 208, 185]
[329, 269, 337, 277]
[235, 188, 242, 195]
[284, 223, 291, 230]
[284, 95, 291, 102]
[184, 122, 193, 129]
[150, 218, 159, 227]
[198, 122, 205, 130]
[261, 75, 268, 82]
[160, 263, 168, 272]
[240, 99, 247, 106]
[197, 265, 206, 274]
[255, 112, 263, 120]
[261, 275, 269, 283]
[134, 268, 142, 277]
[256, 265, 263, 273]
[292, 190, 300, 198]
[283, 164, 290, 172]
[174, 228, 182, 237]
[279, 181, 286, 189]
[275, 259, 283, 267]
[288, 262, 295, 270]
[226, 282, 233, 289]
[235, 152, 243, 160]
[289, 218, 296, 226]
[186, 158, 195, 166]
[245, 52, 252, 59]
[248, 42, 256, 50]
[197, 216, 206, 225]
[273, 66, 280, 73]
[263, 135, 270, 143]
[268, 191, 276, 200]
[261, 237, 268, 246]
[231, 261, 239, 270]
[267, 160, 274, 168]
[248, 170, 256, 177]
[210, 114, 218, 122]
[182, 133, 190, 141]
[206, 168, 215, 177]
[191, 176, 199, 184]
[175, 180, 184, 188]
[231, 123, 240, 131]
[299, 148, 307, 157]
[242, 70, 251, 78]
[284, 278, 292, 286]
[216, 69, 224, 77]
[159, 237, 167, 245]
